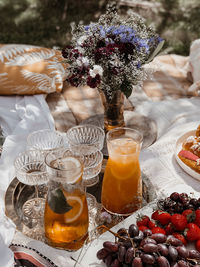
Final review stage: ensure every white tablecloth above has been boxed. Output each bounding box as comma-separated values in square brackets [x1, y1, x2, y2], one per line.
[0, 94, 200, 266]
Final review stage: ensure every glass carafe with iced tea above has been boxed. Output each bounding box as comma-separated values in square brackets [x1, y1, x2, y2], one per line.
[101, 128, 143, 216]
[45, 149, 89, 250]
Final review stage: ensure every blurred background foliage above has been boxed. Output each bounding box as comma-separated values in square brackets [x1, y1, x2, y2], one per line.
[0, 0, 200, 56]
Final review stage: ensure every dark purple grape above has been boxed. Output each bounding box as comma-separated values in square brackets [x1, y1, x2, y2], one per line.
[151, 233, 167, 243]
[143, 243, 158, 253]
[174, 202, 184, 213]
[157, 244, 168, 256]
[128, 224, 139, 237]
[122, 240, 132, 248]
[103, 241, 119, 252]
[96, 248, 110, 260]
[170, 192, 180, 201]
[164, 197, 176, 209]
[176, 246, 189, 259]
[166, 235, 183, 246]
[141, 254, 155, 264]
[118, 245, 126, 263]
[177, 260, 189, 267]
[168, 246, 178, 261]
[132, 257, 142, 267]
[140, 237, 157, 247]
[117, 228, 127, 237]
[133, 231, 144, 242]
[189, 249, 200, 259]
[171, 262, 178, 267]
[157, 256, 170, 267]
[143, 229, 152, 237]
[110, 258, 120, 267]
[179, 193, 189, 202]
[105, 254, 113, 266]
[125, 247, 134, 264]
[190, 198, 198, 207]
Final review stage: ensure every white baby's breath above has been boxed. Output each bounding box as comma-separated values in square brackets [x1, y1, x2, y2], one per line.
[89, 65, 103, 77]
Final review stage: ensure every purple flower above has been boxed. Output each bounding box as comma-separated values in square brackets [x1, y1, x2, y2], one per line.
[67, 74, 82, 87]
[87, 74, 101, 88]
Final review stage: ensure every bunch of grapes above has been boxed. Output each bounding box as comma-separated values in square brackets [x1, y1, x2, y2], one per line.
[157, 193, 200, 214]
[96, 223, 200, 266]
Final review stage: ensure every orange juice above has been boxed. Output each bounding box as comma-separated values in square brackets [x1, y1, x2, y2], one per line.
[44, 187, 89, 250]
[101, 135, 142, 215]
[44, 151, 89, 250]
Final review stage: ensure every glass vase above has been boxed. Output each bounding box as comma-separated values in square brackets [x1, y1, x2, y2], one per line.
[99, 89, 125, 132]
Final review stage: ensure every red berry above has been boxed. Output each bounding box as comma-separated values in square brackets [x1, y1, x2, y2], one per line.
[185, 223, 200, 241]
[194, 210, 200, 227]
[172, 233, 187, 246]
[151, 210, 161, 221]
[156, 211, 171, 225]
[196, 239, 200, 252]
[148, 220, 156, 229]
[136, 215, 150, 227]
[138, 225, 148, 232]
[164, 223, 175, 235]
[151, 227, 166, 235]
[182, 209, 196, 222]
[171, 214, 187, 231]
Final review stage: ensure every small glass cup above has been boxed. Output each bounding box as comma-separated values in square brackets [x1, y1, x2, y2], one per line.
[27, 129, 64, 153]
[101, 127, 143, 216]
[14, 150, 48, 239]
[45, 149, 89, 250]
[66, 125, 105, 155]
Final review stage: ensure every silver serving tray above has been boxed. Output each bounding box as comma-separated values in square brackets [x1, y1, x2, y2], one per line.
[5, 173, 156, 241]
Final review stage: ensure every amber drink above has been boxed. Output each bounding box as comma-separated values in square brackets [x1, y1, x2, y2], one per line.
[101, 128, 143, 215]
[45, 150, 89, 250]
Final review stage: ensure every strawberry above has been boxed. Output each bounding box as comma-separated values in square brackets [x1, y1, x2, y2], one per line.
[148, 220, 156, 229]
[138, 225, 148, 232]
[151, 210, 162, 221]
[182, 209, 196, 223]
[151, 227, 166, 235]
[173, 233, 187, 246]
[136, 215, 150, 227]
[196, 239, 200, 252]
[185, 223, 200, 241]
[194, 210, 200, 227]
[164, 223, 175, 235]
[171, 214, 187, 231]
[156, 211, 171, 225]
[178, 150, 199, 161]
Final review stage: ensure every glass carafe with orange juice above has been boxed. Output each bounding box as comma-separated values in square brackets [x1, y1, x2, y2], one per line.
[101, 127, 143, 216]
[45, 149, 89, 250]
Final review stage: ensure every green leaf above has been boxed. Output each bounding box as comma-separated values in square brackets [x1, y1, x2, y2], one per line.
[48, 187, 72, 214]
[120, 79, 132, 98]
[146, 39, 165, 64]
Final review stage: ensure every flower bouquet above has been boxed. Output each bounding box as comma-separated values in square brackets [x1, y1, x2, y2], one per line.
[62, 3, 164, 131]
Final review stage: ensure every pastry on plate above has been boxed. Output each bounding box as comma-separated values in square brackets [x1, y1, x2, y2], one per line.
[178, 125, 200, 174]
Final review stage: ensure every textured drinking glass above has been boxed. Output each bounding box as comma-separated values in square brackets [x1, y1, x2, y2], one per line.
[83, 151, 103, 187]
[14, 149, 48, 239]
[45, 149, 89, 250]
[66, 125, 105, 155]
[27, 129, 64, 153]
[101, 127, 143, 216]
[66, 125, 105, 186]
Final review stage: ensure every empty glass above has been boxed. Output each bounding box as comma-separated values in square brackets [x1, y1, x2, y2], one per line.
[83, 151, 103, 187]
[66, 125, 105, 155]
[27, 129, 64, 153]
[14, 149, 48, 238]
[66, 125, 105, 186]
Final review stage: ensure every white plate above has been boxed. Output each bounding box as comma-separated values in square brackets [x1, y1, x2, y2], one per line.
[175, 130, 200, 181]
